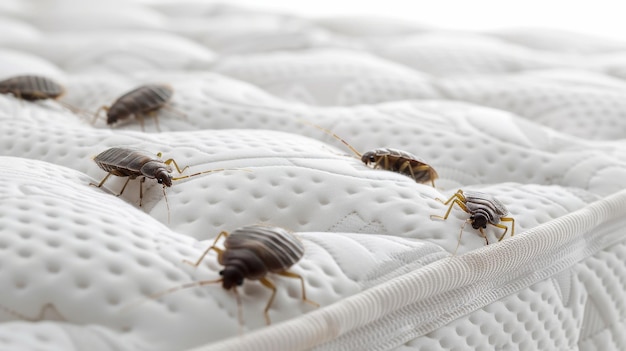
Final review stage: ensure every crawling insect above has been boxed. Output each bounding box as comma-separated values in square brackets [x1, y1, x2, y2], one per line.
[0, 75, 65, 101]
[90, 147, 228, 221]
[430, 189, 515, 250]
[93, 84, 182, 131]
[145, 225, 318, 326]
[0, 75, 86, 115]
[303, 121, 438, 187]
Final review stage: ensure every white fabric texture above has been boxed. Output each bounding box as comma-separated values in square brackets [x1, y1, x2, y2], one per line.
[1, 1, 626, 350]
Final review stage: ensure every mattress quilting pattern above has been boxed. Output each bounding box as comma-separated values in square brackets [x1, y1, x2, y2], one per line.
[1, 1, 626, 350]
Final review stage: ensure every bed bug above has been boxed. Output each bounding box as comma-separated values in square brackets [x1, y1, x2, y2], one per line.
[430, 189, 515, 251]
[0, 75, 86, 115]
[302, 121, 438, 187]
[92, 84, 183, 131]
[0, 75, 65, 101]
[89, 147, 230, 222]
[143, 225, 318, 326]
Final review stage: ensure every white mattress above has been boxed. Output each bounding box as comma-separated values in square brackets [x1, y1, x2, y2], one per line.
[1, 1, 626, 350]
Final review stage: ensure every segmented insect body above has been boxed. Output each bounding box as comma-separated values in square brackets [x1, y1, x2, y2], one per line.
[303, 121, 438, 187]
[178, 225, 318, 325]
[431, 189, 515, 247]
[107, 84, 172, 125]
[91, 147, 182, 202]
[463, 191, 509, 230]
[91, 146, 232, 224]
[94, 84, 177, 130]
[91, 146, 244, 220]
[218, 226, 304, 286]
[361, 148, 438, 185]
[0, 75, 65, 101]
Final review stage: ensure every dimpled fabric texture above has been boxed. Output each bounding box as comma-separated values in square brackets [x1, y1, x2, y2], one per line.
[1, 1, 626, 351]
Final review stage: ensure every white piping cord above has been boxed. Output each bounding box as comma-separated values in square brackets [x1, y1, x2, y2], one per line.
[193, 189, 626, 351]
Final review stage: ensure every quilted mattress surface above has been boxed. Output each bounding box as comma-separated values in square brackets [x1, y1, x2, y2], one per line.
[1, 1, 626, 350]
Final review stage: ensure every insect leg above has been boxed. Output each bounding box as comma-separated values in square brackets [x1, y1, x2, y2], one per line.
[18, 90, 45, 101]
[11, 90, 24, 105]
[114, 178, 132, 198]
[136, 113, 146, 132]
[149, 111, 162, 132]
[372, 155, 388, 170]
[493, 217, 515, 241]
[398, 161, 436, 186]
[276, 271, 319, 308]
[162, 158, 189, 174]
[414, 165, 437, 187]
[141, 111, 161, 132]
[397, 160, 411, 174]
[138, 177, 146, 207]
[182, 231, 229, 267]
[397, 160, 416, 178]
[89, 172, 113, 188]
[435, 189, 465, 205]
[430, 198, 470, 221]
[478, 228, 490, 245]
[32, 91, 60, 101]
[259, 277, 277, 325]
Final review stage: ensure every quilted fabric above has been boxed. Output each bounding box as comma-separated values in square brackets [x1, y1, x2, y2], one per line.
[1, 1, 626, 350]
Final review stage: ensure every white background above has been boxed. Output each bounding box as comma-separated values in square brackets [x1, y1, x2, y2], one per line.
[211, 0, 626, 41]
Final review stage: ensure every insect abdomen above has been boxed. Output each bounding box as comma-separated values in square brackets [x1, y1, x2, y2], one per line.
[93, 148, 153, 176]
[107, 84, 173, 123]
[373, 148, 438, 183]
[464, 191, 508, 222]
[0, 75, 64, 101]
[223, 226, 304, 278]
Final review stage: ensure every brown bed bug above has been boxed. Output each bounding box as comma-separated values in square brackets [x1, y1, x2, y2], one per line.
[302, 121, 438, 187]
[144, 225, 318, 326]
[431, 189, 515, 252]
[0, 75, 86, 115]
[90, 147, 230, 221]
[93, 84, 183, 131]
[0, 75, 65, 101]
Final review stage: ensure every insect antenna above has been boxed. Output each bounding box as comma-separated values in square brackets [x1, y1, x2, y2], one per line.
[162, 186, 171, 224]
[123, 278, 223, 313]
[299, 120, 362, 158]
[232, 287, 244, 334]
[453, 219, 471, 256]
[53, 99, 89, 118]
[171, 168, 251, 181]
[162, 104, 188, 120]
[91, 105, 109, 125]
